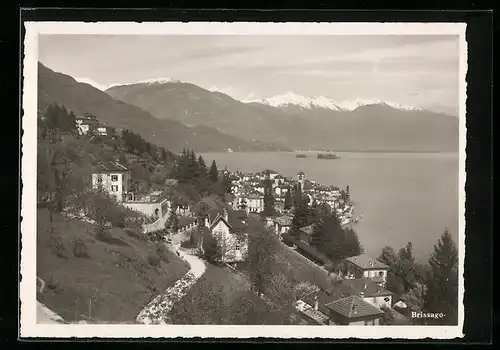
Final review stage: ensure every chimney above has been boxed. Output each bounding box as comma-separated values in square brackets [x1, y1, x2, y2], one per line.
[314, 296, 319, 311]
[364, 282, 367, 290]
[205, 216, 210, 228]
[360, 292, 364, 297]
[223, 208, 228, 221]
[352, 302, 358, 315]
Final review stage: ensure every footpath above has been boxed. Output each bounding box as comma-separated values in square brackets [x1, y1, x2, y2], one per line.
[37, 301, 66, 324]
[136, 237, 207, 324]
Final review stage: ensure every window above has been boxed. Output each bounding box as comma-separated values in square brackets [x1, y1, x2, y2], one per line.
[97, 175, 103, 183]
[111, 185, 118, 192]
[111, 175, 119, 182]
[379, 271, 384, 277]
[235, 241, 241, 251]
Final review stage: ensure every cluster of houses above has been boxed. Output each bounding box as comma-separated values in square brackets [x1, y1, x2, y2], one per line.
[296, 254, 395, 325]
[226, 169, 357, 231]
[91, 161, 405, 325]
[75, 113, 114, 137]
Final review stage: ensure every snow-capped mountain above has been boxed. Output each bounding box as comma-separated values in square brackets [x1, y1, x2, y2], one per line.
[74, 77, 109, 91]
[106, 77, 181, 89]
[135, 77, 181, 85]
[243, 91, 421, 112]
[104, 77, 458, 153]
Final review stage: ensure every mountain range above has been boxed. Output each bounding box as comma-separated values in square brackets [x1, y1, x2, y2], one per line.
[38, 64, 459, 153]
[38, 63, 287, 153]
[243, 91, 421, 112]
[106, 79, 459, 153]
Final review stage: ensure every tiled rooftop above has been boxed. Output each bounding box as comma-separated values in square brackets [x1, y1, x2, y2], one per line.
[345, 254, 389, 270]
[96, 161, 128, 172]
[299, 224, 315, 235]
[326, 295, 383, 318]
[327, 278, 392, 298]
[275, 215, 293, 226]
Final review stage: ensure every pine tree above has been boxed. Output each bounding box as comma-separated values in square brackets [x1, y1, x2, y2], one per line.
[185, 149, 198, 181]
[195, 155, 209, 194]
[378, 246, 406, 296]
[197, 155, 208, 178]
[399, 242, 415, 264]
[209, 160, 219, 183]
[424, 229, 459, 325]
[221, 174, 232, 195]
[343, 228, 363, 258]
[309, 220, 323, 247]
[44, 104, 76, 133]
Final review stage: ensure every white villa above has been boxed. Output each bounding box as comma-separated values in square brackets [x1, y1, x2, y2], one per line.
[92, 161, 170, 222]
[92, 161, 131, 203]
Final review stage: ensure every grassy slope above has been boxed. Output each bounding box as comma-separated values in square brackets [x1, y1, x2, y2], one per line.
[36, 208, 189, 323]
[169, 263, 302, 325]
[275, 242, 333, 291]
[168, 244, 332, 325]
[167, 263, 250, 324]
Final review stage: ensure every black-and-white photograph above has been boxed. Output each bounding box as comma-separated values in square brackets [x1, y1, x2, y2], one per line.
[21, 22, 467, 338]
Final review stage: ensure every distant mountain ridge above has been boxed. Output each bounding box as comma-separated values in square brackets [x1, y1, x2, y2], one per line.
[38, 63, 287, 153]
[243, 91, 422, 112]
[106, 79, 459, 153]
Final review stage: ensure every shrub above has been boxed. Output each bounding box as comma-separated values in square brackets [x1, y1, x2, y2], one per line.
[73, 237, 90, 258]
[148, 231, 165, 243]
[147, 250, 161, 267]
[380, 306, 395, 325]
[94, 225, 113, 242]
[125, 228, 148, 242]
[180, 239, 195, 249]
[202, 232, 221, 263]
[46, 274, 59, 290]
[49, 235, 67, 259]
[155, 242, 170, 263]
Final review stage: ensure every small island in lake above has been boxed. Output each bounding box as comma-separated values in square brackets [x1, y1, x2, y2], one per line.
[296, 154, 307, 158]
[317, 153, 340, 160]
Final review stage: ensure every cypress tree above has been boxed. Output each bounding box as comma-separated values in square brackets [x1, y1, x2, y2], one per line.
[263, 177, 275, 216]
[284, 189, 292, 210]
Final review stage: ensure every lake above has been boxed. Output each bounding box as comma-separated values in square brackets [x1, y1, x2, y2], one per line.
[201, 151, 460, 263]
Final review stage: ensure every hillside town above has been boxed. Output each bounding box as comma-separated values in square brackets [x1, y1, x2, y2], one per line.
[226, 169, 357, 226]
[29, 30, 465, 338]
[87, 151, 406, 326]
[35, 104, 458, 328]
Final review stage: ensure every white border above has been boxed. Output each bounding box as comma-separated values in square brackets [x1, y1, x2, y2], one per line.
[21, 21, 467, 339]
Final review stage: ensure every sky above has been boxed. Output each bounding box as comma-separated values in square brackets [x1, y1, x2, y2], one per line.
[38, 35, 460, 115]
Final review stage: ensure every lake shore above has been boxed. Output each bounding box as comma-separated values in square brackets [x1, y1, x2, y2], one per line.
[201, 151, 459, 264]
